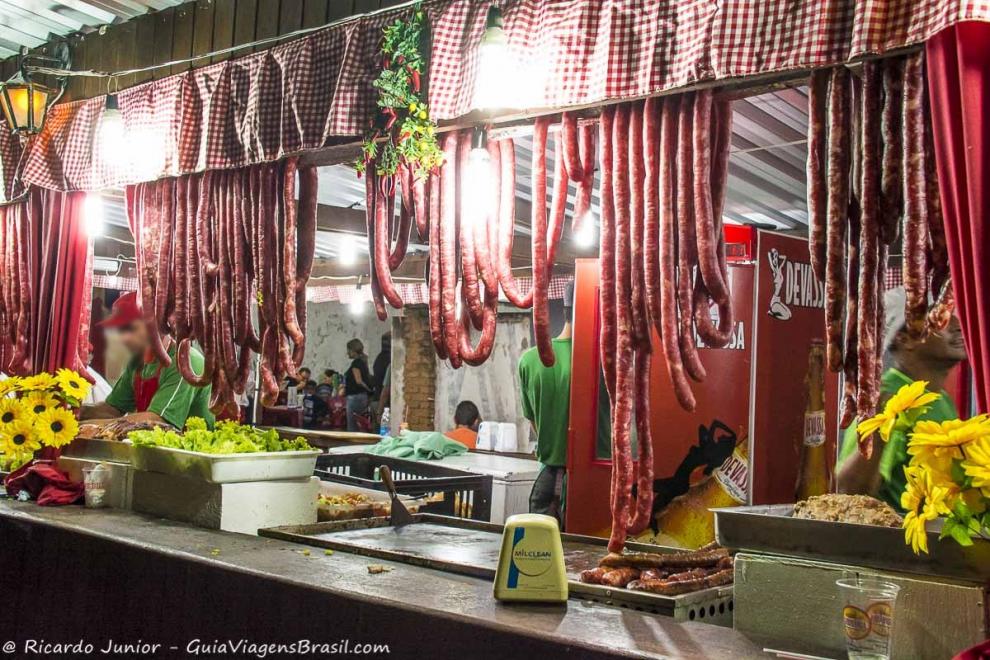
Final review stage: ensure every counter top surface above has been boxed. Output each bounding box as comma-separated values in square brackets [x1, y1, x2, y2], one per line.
[0, 500, 769, 659]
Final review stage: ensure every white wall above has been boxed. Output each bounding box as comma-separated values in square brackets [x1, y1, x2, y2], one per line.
[302, 301, 391, 378]
[433, 310, 533, 449]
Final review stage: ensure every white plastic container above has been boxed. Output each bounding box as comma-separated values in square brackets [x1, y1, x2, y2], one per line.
[495, 422, 518, 453]
[132, 444, 320, 483]
[476, 421, 496, 451]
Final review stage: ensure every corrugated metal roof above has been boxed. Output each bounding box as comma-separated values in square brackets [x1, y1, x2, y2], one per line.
[0, 0, 183, 59]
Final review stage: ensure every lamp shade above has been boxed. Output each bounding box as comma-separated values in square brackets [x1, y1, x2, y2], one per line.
[0, 73, 54, 135]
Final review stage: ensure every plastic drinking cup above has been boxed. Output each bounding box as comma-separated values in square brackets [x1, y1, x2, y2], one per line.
[836, 577, 900, 660]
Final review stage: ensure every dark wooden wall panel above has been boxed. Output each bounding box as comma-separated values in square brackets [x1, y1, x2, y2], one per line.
[354, 0, 382, 14]
[302, 0, 328, 28]
[152, 9, 176, 81]
[231, 0, 259, 59]
[191, 0, 217, 68]
[254, 0, 282, 47]
[327, 0, 357, 21]
[211, 0, 237, 63]
[170, 3, 196, 76]
[130, 13, 158, 88]
[279, 0, 305, 41]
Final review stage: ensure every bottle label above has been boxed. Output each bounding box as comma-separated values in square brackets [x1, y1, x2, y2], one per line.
[713, 447, 749, 504]
[803, 411, 826, 447]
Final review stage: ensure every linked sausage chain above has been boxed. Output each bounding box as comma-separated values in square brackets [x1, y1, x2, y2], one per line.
[126, 158, 319, 415]
[805, 53, 951, 438]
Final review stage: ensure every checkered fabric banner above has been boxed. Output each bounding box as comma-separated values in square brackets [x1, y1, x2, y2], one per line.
[306, 275, 572, 306]
[6, 0, 989, 199]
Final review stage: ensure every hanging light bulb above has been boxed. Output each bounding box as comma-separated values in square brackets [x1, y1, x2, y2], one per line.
[98, 94, 125, 164]
[83, 193, 105, 237]
[339, 234, 358, 266]
[573, 214, 597, 248]
[349, 297, 366, 316]
[474, 4, 512, 110]
[463, 127, 492, 228]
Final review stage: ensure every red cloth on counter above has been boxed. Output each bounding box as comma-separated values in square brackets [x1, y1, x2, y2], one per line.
[4, 462, 84, 506]
[927, 22, 990, 413]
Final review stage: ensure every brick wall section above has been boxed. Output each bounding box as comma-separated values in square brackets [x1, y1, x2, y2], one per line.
[396, 307, 436, 431]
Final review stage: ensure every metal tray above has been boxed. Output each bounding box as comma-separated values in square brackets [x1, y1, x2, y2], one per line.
[62, 438, 133, 464]
[713, 504, 990, 582]
[132, 445, 320, 483]
[261, 514, 734, 624]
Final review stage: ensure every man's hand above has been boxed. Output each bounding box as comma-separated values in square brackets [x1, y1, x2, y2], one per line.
[836, 441, 884, 497]
[123, 411, 166, 425]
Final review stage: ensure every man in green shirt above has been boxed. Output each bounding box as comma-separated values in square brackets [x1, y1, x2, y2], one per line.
[82, 292, 214, 429]
[837, 287, 966, 510]
[518, 283, 573, 527]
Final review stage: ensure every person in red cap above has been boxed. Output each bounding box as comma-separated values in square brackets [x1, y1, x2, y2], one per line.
[81, 292, 215, 429]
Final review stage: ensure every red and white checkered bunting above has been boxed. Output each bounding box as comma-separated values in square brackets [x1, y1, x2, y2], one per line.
[6, 0, 989, 199]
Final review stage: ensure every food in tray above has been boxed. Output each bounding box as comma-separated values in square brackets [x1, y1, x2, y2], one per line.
[318, 492, 371, 507]
[792, 493, 902, 527]
[79, 417, 172, 441]
[580, 542, 734, 595]
[128, 418, 311, 454]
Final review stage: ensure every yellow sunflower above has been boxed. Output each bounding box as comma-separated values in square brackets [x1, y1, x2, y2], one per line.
[858, 381, 941, 443]
[55, 368, 91, 402]
[0, 418, 43, 458]
[961, 436, 990, 490]
[19, 372, 58, 392]
[0, 377, 22, 397]
[901, 465, 953, 555]
[22, 391, 59, 416]
[0, 398, 28, 427]
[35, 408, 79, 448]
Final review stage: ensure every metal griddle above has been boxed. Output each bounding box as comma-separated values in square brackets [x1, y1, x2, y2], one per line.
[713, 504, 990, 582]
[261, 514, 734, 623]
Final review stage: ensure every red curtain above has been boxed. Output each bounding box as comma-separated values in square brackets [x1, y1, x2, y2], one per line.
[0, 189, 93, 376]
[927, 23, 990, 413]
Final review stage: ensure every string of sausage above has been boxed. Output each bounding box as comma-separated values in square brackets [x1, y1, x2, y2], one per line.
[600, 91, 733, 551]
[807, 53, 951, 443]
[125, 158, 318, 415]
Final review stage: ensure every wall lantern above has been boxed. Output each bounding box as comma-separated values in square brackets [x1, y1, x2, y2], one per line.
[0, 43, 70, 137]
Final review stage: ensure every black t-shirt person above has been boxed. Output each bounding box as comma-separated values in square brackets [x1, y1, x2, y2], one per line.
[345, 356, 372, 396]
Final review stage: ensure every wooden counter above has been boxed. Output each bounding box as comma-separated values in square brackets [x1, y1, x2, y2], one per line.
[0, 501, 770, 659]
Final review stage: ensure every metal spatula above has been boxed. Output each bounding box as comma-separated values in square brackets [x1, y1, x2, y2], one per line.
[379, 465, 415, 528]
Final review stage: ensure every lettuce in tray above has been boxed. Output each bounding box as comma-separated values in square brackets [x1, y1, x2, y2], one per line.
[128, 417, 311, 454]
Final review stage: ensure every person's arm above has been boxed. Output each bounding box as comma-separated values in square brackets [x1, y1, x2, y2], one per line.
[81, 402, 123, 420]
[836, 431, 884, 497]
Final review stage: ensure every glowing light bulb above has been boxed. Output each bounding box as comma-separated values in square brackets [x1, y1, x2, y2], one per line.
[474, 5, 512, 110]
[463, 140, 492, 228]
[349, 297, 366, 316]
[339, 235, 358, 265]
[573, 213, 596, 248]
[98, 95, 126, 165]
[83, 194, 105, 237]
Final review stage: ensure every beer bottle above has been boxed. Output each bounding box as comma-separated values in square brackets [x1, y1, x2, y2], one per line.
[645, 436, 750, 550]
[795, 340, 830, 500]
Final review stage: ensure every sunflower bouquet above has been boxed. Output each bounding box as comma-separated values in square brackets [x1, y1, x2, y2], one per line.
[857, 381, 990, 554]
[0, 369, 91, 473]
